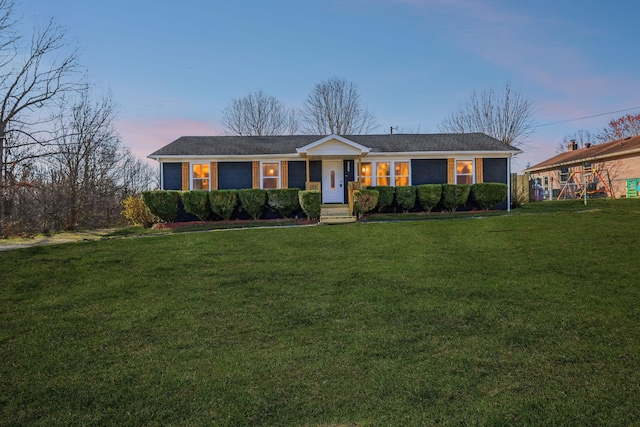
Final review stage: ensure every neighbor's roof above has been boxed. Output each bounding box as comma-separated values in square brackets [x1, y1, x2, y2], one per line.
[149, 133, 521, 158]
[526, 135, 640, 173]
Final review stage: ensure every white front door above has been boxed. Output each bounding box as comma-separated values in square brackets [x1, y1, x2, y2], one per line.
[322, 160, 344, 203]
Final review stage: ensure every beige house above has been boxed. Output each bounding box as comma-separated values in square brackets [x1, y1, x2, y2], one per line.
[525, 135, 640, 199]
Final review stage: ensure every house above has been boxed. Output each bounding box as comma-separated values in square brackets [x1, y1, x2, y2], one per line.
[525, 135, 640, 199]
[148, 133, 521, 213]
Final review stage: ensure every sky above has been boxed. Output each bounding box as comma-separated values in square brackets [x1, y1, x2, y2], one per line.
[17, 0, 640, 172]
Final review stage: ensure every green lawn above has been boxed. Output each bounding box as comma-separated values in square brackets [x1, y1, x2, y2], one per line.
[2, 199, 640, 426]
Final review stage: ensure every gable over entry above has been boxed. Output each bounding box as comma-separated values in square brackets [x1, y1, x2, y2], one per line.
[296, 135, 371, 204]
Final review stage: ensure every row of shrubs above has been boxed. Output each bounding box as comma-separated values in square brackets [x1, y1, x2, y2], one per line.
[353, 182, 508, 217]
[123, 183, 507, 227]
[134, 188, 323, 225]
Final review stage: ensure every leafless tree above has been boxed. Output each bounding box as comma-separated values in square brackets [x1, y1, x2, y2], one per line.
[0, 0, 83, 233]
[44, 90, 157, 230]
[438, 83, 534, 147]
[221, 90, 298, 136]
[597, 113, 640, 142]
[556, 129, 596, 153]
[301, 77, 378, 135]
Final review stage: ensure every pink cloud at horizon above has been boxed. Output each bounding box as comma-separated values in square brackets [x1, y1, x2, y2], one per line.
[117, 118, 223, 162]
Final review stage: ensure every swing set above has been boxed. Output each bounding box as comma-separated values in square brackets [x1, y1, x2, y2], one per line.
[556, 168, 615, 200]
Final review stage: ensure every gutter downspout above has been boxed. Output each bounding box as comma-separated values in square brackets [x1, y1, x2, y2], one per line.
[507, 156, 512, 212]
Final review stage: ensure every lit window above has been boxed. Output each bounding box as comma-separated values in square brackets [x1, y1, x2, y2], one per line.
[395, 162, 409, 186]
[360, 162, 372, 186]
[456, 160, 473, 185]
[192, 164, 209, 190]
[262, 162, 279, 189]
[376, 162, 390, 186]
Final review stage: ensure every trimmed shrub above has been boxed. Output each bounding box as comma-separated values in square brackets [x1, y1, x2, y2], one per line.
[353, 189, 379, 219]
[417, 184, 442, 212]
[441, 184, 471, 212]
[369, 186, 394, 212]
[471, 182, 508, 210]
[395, 186, 417, 213]
[141, 190, 180, 222]
[298, 190, 321, 220]
[267, 188, 300, 218]
[122, 195, 156, 228]
[181, 191, 211, 221]
[209, 190, 238, 220]
[238, 189, 267, 220]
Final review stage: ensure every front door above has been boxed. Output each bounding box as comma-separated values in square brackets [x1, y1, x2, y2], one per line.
[322, 160, 344, 203]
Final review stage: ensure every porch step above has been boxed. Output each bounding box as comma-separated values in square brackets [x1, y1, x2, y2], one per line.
[320, 204, 356, 224]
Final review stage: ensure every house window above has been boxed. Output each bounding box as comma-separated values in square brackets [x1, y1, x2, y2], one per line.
[456, 160, 473, 185]
[262, 162, 279, 189]
[560, 167, 569, 182]
[360, 162, 372, 186]
[395, 162, 409, 186]
[192, 163, 209, 190]
[360, 161, 410, 187]
[376, 162, 390, 186]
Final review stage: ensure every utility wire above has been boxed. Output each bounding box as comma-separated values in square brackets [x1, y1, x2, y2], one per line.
[535, 106, 640, 128]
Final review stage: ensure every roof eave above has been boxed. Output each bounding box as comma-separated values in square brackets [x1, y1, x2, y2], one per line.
[525, 147, 640, 173]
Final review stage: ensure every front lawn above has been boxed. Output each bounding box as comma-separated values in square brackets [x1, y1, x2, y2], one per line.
[1, 199, 639, 426]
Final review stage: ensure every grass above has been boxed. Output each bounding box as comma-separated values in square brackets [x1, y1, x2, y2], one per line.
[1, 199, 640, 426]
[101, 219, 308, 238]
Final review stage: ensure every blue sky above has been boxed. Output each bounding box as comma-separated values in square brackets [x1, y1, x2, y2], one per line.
[18, 0, 640, 171]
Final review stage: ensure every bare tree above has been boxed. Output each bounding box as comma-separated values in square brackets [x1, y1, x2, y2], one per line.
[0, 0, 82, 233]
[597, 113, 640, 142]
[44, 90, 158, 230]
[438, 83, 534, 147]
[2, 89, 157, 234]
[556, 129, 596, 153]
[302, 77, 378, 135]
[221, 90, 298, 136]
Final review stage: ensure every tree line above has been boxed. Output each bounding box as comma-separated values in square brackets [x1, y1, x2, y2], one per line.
[222, 79, 536, 149]
[0, 0, 155, 236]
[224, 76, 638, 158]
[220, 78, 379, 137]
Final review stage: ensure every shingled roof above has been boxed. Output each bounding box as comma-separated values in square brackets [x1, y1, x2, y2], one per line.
[148, 133, 520, 158]
[526, 135, 640, 173]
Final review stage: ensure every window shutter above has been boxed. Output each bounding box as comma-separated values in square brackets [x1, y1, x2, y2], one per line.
[447, 158, 455, 184]
[252, 161, 260, 189]
[281, 161, 288, 189]
[475, 158, 483, 183]
[182, 162, 189, 190]
[210, 162, 218, 190]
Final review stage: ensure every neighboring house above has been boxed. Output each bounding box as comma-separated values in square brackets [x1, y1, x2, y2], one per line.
[525, 135, 640, 199]
[148, 133, 521, 210]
